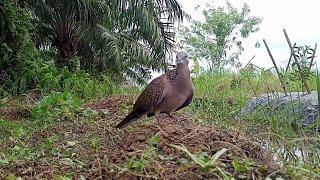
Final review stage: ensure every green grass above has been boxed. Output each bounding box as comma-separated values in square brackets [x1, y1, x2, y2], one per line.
[189, 70, 281, 127]
[188, 70, 320, 178]
[1, 69, 320, 179]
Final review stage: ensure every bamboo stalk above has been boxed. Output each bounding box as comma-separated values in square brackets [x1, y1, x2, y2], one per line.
[263, 39, 288, 96]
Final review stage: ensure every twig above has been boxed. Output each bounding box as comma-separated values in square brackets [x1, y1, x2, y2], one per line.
[283, 29, 311, 94]
[308, 43, 317, 71]
[243, 55, 256, 69]
[263, 39, 288, 96]
[181, 125, 200, 140]
[285, 43, 296, 74]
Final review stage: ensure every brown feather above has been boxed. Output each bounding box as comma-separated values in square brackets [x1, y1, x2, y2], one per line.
[175, 91, 194, 111]
[115, 53, 194, 128]
[115, 77, 165, 128]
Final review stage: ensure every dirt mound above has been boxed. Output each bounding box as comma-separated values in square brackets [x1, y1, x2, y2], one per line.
[83, 96, 274, 179]
[106, 116, 273, 179]
[1, 96, 275, 179]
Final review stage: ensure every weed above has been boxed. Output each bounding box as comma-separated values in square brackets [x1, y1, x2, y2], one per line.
[31, 92, 82, 122]
[170, 144, 232, 179]
[126, 133, 161, 172]
[232, 158, 253, 174]
[316, 68, 320, 107]
[91, 137, 101, 151]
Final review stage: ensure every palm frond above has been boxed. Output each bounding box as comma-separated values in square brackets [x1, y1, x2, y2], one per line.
[27, 0, 183, 82]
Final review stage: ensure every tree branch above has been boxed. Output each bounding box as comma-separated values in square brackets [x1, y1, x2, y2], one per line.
[263, 39, 288, 96]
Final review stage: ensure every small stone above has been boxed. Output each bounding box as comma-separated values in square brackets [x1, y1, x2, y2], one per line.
[136, 135, 146, 142]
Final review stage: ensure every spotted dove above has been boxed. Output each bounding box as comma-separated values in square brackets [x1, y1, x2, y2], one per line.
[115, 51, 194, 128]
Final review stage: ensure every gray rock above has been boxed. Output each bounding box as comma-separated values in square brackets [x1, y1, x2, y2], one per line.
[240, 91, 320, 126]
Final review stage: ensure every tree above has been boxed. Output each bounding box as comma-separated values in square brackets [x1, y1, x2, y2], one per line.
[27, 0, 183, 83]
[0, 0, 40, 95]
[177, 2, 262, 70]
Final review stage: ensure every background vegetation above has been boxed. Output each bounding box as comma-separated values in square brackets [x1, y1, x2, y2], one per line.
[0, 0, 319, 179]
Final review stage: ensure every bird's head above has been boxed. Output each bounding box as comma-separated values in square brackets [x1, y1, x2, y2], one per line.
[176, 51, 189, 65]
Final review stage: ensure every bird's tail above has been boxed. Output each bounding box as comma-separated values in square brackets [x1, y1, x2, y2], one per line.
[115, 111, 142, 129]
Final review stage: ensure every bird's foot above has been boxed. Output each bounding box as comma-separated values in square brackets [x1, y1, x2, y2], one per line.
[168, 113, 178, 123]
[155, 116, 161, 123]
[168, 113, 174, 119]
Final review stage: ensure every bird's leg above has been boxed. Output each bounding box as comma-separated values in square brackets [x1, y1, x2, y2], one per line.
[154, 111, 161, 123]
[168, 112, 179, 123]
[167, 112, 174, 119]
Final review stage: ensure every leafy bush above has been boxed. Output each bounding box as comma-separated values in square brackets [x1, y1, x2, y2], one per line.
[32, 92, 83, 121]
[31, 91, 101, 123]
[1, 50, 112, 99]
[0, 0, 40, 95]
[0, 1, 112, 98]
[37, 61, 112, 99]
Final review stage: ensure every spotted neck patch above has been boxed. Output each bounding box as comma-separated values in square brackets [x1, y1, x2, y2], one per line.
[166, 69, 178, 82]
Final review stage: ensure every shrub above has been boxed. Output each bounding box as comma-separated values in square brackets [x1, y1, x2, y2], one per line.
[31, 91, 83, 121]
[0, 0, 40, 96]
[37, 61, 112, 99]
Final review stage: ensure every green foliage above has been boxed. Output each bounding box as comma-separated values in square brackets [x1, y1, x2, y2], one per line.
[191, 56, 201, 75]
[170, 144, 232, 179]
[288, 45, 315, 83]
[90, 137, 101, 151]
[31, 91, 99, 124]
[232, 158, 253, 174]
[0, 120, 39, 165]
[1, 0, 184, 96]
[190, 70, 320, 179]
[316, 68, 320, 105]
[31, 92, 83, 121]
[126, 133, 161, 172]
[57, 175, 72, 180]
[111, 85, 141, 96]
[0, 0, 40, 95]
[177, 2, 262, 70]
[37, 61, 112, 99]
[27, 0, 183, 83]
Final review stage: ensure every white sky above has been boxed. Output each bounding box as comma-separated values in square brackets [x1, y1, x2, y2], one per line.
[177, 0, 320, 69]
[151, 0, 320, 80]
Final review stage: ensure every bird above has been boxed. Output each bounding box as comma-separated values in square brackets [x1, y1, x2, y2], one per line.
[115, 51, 194, 128]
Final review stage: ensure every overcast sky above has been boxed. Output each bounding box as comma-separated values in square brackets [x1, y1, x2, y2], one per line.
[177, 0, 320, 69]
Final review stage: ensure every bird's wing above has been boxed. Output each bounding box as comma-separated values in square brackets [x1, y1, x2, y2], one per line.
[115, 77, 166, 128]
[133, 76, 166, 113]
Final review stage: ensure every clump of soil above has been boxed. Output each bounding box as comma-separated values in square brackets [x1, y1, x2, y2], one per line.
[1, 96, 276, 179]
[0, 107, 31, 120]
